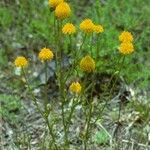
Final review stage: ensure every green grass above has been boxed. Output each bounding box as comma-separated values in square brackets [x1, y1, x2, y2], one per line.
[0, 94, 21, 124]
[1, 0, 149, 89]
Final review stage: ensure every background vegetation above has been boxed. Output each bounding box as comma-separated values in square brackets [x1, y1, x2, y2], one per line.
[1, 0, 150, 149]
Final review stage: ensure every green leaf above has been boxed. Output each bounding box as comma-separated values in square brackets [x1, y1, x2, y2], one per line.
[94, 129, 110, 144]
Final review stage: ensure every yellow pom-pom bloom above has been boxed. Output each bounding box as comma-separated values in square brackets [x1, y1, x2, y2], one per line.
[62, 23, 76, 35]
[80, 55, 95, 73]
[14, 56, 28, 68]
[48, 0, 63, 8]
[69, 82, 81, 93]
[55, 2, 71, 19]
[94, 25, 104, 33]
[80, 19, 94, 33]
[119, 42, 134, 55]
[38, 48, 54, 61]
[119, 31, 133, 43]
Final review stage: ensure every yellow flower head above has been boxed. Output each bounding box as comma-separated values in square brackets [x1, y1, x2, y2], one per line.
[119, 31, 133, 43]
[80, 55, 95, 73]
[38, 48, 54, 61]
[119, 42, 134, 55]
[14, 56, 28, 68]
[48, 0, 63, 8]
[94, 25, 104, 33]
[80, 19, 94, 33]
[62, 23, 76, 35]
[69, 82, 81, 93]
[55, 2, 71, 19]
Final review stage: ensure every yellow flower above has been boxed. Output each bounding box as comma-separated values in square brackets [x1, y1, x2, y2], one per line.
[119, 31, 133, 43]
[48, 0, 63, 8]
[69, 82, 81, 93]
[119, 42, 134, 55]
[38, 48, 54, 61]
[62, 23, 76, 34]
[80, 55, 95, 73]
[94, 25, 104, 33]
[80, 19, 94, 33]
[55, 2, 71, 19]
[14, 56, 28, 68]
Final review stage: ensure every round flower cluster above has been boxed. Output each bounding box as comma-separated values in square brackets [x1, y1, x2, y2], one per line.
[80, 55, 95, 73]
[69, 82, 81, 93]
[38, 48, 54, 61]
[93, 25, 104, 33]
[119, 31, 133, 43]
[48, 0, 63, 9]
[55, 2, 71, 19]
[119, 31, 134, 55]
[62, 23, 76, 34]
[14, 56, 28, 68]
[119, 42, 134, 55]
[80, 19, 104, 34]
[80, 19, 94, 33]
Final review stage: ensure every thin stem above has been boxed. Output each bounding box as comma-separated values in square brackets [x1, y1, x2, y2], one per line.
[56, 20, 69, 148]
[90, 33, 93, 55]
[45, 116, 59, 150]
[96, 34, 100, 62]
[22, 69, 58, 150]
[66, 97, 79, 130]
[54, 18, 59, 74]
[69, 35, 72, 50]
[79, 33, 87, 52]
[44, 61, 48, 110]
[22, 69, 43, 115]
[84, 74, 95, 150]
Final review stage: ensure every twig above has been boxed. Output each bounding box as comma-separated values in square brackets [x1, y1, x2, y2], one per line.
[122, 139, 150, 148]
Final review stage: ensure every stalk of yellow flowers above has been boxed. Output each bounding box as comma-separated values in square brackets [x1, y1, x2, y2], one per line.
[79, 19, 94, 54]
[67, 82, 81, 132]
[54, 8, 72, 147]
[112, 31, 134, 139]
[38, 47, 59, 149]
[14, 56, 58, 150]
[79, 55, 96, 149]
[98, 31, 134, 103]
[97, 31, 133, 140]
[62, 23, 76, 50]
[38, 47, 54, 109]
[94, 24, 104, 62]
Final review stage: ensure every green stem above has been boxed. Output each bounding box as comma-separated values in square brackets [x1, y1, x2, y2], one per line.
[45, 116, 59, 150]
[80, 34, 87, 51]
[22, 69, 43, 115]
[56, 20, 69, 148]
[69, 35, 72, 50]
[90, 33, 93, 56]
[67, 96, 79, 130]
[22, 69, 58, 150]
[54, 18, 59, 75]
[44, 61, 48, 110]
[96, 35, 100, 62]
[84, 74, 95, 150]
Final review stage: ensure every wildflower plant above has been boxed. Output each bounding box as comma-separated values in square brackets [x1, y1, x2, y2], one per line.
[14, 1, 136, 149]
